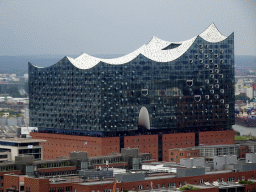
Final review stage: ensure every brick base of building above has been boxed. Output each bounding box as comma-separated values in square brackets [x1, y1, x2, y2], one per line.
[30, 132, 120, 160]
[199, 130, 235, 146]
[30, 129, 235, 161]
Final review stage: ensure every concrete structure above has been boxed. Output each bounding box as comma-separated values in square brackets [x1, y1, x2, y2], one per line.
[121, 148, 139, 158]
[197, 144, 240, 162]
[246, 87, 254, 99]
[176, 167, 205, 178]
[233, 163, 256, 172]
[246, 153, 256, 163]
[70, 151, 88, 161]
[0, 150, 11, 162]
[21, 127, 38, 135]
[180, 157, 205, 168]
[213, 155, 237, 171]
[141, 162, 181, 173]
[0, 117, 23, 126]
[0, 138, 45, 161]
[115, 172, 145, 182]
[235, 79, 246, 95]
[79, 169, 113, 180]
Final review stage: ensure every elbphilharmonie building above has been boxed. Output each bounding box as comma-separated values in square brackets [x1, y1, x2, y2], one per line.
[29, 23, 234, 136]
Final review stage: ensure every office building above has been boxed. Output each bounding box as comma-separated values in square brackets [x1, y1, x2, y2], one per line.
[0, 138, 45, 161]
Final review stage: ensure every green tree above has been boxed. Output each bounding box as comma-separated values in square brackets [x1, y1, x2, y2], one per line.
[235, 94, 251, 103]
[180, 184, 199, 191]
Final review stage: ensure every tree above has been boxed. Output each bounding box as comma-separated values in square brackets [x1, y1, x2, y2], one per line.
[180, 184, 199, 191]
[235, 94, 251, 103]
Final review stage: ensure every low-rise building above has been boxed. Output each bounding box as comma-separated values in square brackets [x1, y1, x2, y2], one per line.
[196, 144, 240, 162]
[168, 148, 200, 163]
[0, 138, 46, 161]
[167, 145, 240, 163]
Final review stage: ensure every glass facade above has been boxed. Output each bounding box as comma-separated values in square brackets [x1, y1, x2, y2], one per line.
[29, 34, 234, 136]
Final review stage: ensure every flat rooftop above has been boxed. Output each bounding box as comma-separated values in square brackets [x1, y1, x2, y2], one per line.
[195, 144, 240, 148]
[169, 148, 199, 151]
[0, 138, 46, 143]
[78, 180, 114, 186]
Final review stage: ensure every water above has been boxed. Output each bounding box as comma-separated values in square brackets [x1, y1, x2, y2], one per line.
[233, 124, 256, 136]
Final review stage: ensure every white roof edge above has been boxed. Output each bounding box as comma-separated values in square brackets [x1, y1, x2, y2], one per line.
[29, 62, 44, 69]
[31, 23, 230, 69]
[67, 35, 198, 69]
[199, 23, 227, 43]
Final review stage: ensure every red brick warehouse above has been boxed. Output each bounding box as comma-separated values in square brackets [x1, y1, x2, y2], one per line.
[31, 129, 235, 161]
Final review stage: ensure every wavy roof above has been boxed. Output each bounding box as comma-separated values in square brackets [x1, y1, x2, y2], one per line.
[34, 23, 228, 69]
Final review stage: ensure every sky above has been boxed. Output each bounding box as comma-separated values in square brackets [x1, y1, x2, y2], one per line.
[0, 0, 256, 56]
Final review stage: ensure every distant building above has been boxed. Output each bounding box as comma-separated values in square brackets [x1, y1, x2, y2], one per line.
[235, 78, 255, 99]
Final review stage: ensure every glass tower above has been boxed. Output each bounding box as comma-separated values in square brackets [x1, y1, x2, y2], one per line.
[29, 24, 234, 136]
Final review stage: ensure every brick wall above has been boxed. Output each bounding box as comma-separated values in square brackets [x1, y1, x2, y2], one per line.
[3, 174, 19, 192]
[124, 135, 158, 160]
[0, 171, 21, 192]
[30, 132, 120, 160]
[49, 183, 73, 192]
[199, 130, 235, 146]
[38, 166, 77, 173]
[162, 133, 195, 161]
[239, 146, 249, 159]
[244, 184, 256, 192]
[24, 177, 49, 192]
[168, 149, 199, 163]
[31, 130, 235, 161]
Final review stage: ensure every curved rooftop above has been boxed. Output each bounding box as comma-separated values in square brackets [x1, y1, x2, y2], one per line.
[34, 23, 229, 70]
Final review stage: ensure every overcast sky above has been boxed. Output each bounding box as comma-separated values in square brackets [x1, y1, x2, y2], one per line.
[0, 0, 255, 56]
